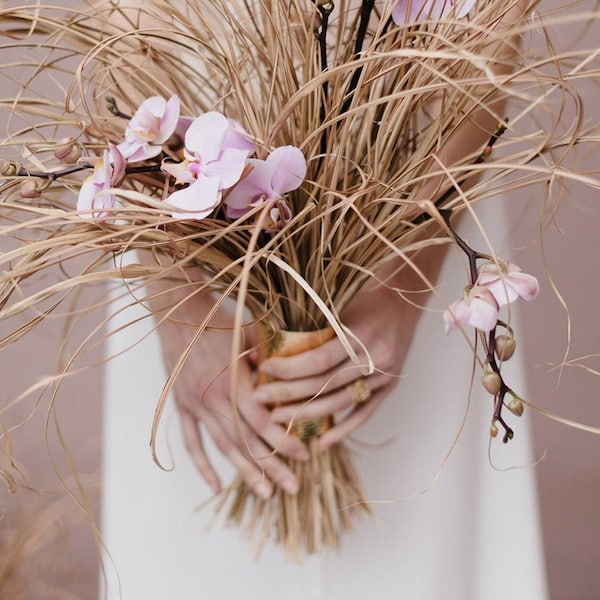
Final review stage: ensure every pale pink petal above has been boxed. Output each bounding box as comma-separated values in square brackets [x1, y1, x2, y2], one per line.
[226, 206, 250, 220]
[268, 146, 307, 195]
[77, 179, 116, 219]
[167, 175, 220, 219]
[90, 150, 109, 186]
[267, 199, 293, 231]
[121, 142, 162, 162]
[443, 297, 471, 334]
[224, 119, 256, 154]
[138, 96, 167, 118]
[468, 294, 499, 331]
[185, 112, 228, 162]
[117, 139, 142, 160]
[506, 272, 540, 302]
[478, 260, 539, 306]
[224, 160, 272, 213]
[125, 97, 164, 142]
[154, 95, 181, 144]
[108, 144, 126, 184]
[444, 286, 498, 334]
[161, 160, 195, 184]
[454, 0, 476, 18]
[77, 177, 98, 216]
[175, 116, 194, 141]
[392, 0, 427, 23]
[481, 278, 520, 306]
[203, 147, 250, 189]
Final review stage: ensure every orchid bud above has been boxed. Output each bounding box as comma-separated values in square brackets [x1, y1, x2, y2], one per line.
[19, 179, 41, 199]
[490, 423, 499, 438]
[0, 160, 20, 176]
[481, 371, 502, 395]
[495, 334, 517, 361]
[506, 395, 524, 417]
[54, 137, 81, 164]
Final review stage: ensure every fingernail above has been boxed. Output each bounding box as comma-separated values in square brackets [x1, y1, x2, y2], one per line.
[281, 478, 299, 495]
[254, 480, 272, 500]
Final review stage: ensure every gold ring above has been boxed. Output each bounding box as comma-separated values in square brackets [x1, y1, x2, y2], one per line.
[346, 378, 372, 405]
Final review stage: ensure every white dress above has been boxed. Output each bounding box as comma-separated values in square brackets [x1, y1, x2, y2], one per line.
[100, 202, 548, 600]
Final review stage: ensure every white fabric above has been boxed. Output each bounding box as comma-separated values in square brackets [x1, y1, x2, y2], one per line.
[100, 202, 548, 599]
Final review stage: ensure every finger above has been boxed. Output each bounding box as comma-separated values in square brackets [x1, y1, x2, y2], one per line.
[237, 398, 310, 461]
[318, 394, 385, 451]
[258, 336, 352, 380]
[242, 432, 303, 497]
[252, 360, 367, 405]
[202, 410, 301, 498]
[270, 375, 388, 424]
[178, 408, 221, 494]
[244, 324, 261, 366]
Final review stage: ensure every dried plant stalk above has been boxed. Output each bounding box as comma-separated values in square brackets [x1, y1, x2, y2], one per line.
[219, 327, 371, 558]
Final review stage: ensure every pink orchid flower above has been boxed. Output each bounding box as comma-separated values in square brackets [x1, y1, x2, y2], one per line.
[162, 112, 254, 219]
[225, 146, 306, 225]
[443, 285, 499, 335]
[392, 0, 476, 25]
[117, 96, 180, 162]
[477, 260, 540, 307]
[77, 145, 126, 219]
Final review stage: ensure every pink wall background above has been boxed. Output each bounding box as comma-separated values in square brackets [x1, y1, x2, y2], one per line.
[1, 1, 599, 598]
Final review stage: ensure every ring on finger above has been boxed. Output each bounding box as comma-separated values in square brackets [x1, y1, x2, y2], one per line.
[346, 378, 372, 405]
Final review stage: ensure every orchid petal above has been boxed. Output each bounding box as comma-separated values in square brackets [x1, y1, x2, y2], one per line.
[506, 272, 540, 302]
[443, 286, 499, 334]
[161, 160, 195, 184]
[225, 159, 272, 212]
[77, 177, 98, 215]
[468, 295, 500, 332]
[267, 146, 307, 195]
[108, 144, 126, 183]
[118, 140, 161, 162]
[443, 297, 470, 334]
[478, 260, 539, 306]
[185, 112, 228, 162]
[224, 119, 256, 154]
[175, 116, 194, 141]
[154, 95, 181, 144]
[203, 147, 250, 189]
[138, 96, 167, 118]
[167, 175, 220, 220]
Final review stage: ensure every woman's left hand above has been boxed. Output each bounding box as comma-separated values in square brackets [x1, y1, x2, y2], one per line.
[251, 267, 431, 450]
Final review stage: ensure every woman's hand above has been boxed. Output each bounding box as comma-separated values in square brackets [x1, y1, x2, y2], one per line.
[251, 258, 441, 450]
[150, 279, 309, 499]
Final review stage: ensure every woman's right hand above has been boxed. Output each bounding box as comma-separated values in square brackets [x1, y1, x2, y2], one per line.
[156, 293, 309, 500]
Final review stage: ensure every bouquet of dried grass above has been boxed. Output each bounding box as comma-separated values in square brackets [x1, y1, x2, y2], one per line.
[2, 0, 600, 557]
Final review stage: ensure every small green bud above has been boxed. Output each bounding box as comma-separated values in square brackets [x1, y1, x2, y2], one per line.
[495, 334, 516, 361]
[506, 395, 524, 417]
[481, 371, 502, 395]
[490, 423, 499, 438]
[0, 160, 20, 177]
